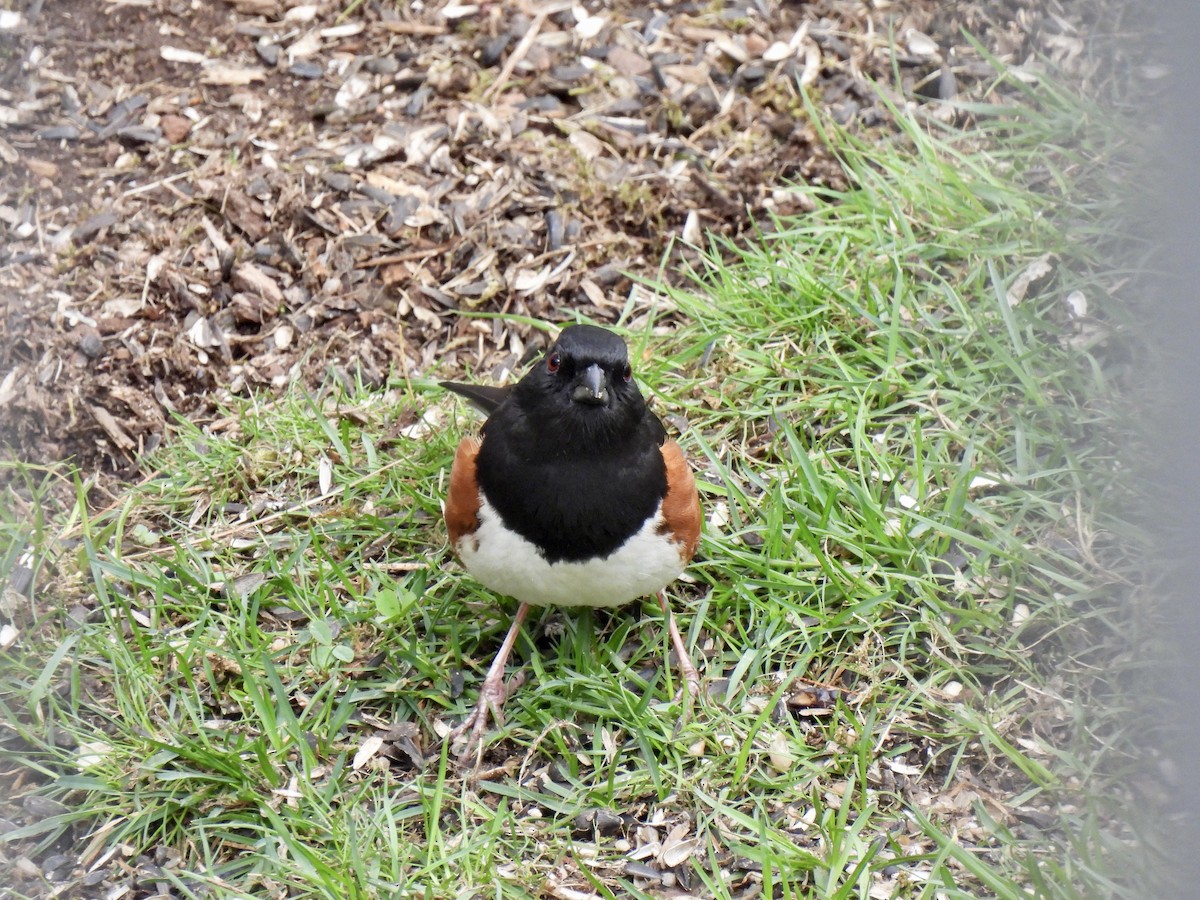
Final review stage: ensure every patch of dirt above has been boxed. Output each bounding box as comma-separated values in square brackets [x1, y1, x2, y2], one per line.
[0, 0, 1109, 485]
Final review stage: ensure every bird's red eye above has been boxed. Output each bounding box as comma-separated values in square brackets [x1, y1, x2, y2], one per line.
[546, 352, 561, 374]
[622, 363, 632, 382]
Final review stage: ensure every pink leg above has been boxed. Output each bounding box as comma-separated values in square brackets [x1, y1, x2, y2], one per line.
[451, 602, 530, 761]
[658, 591, 701, 702]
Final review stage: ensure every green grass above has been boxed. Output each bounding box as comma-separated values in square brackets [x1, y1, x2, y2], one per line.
[0, 70, 1148, 897]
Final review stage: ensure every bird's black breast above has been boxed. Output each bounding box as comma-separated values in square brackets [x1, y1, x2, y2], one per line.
[475, 413, 668, 564]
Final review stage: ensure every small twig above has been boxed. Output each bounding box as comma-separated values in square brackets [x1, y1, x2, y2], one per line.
[483, 3, 572, 101]
[357, 246, 452, 268]
[121, 171, 193, 198]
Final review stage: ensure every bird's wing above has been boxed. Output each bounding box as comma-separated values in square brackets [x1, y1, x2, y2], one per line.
[659, 440, 702, 561]
[445, 436, 483, 544]
[441, 382, 512, 416]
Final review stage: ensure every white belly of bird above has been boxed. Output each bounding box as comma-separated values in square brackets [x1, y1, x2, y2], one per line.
[458, 496, 686, 608]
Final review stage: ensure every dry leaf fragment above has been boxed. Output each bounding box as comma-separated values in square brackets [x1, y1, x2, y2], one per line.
[321, 22, 364, 39]
[713, 36, 749, 64]
[968, 474, 1004, 491]
[575, 13, 606, 39]
[352, 735, 385, 770]
[904, 28, 939, 58]
[579, 278, 609, 310]
[1044, 32, 1084, 62]
[767, 731, 795, 773]
[272, 776, 303, 807]
[186, 316, 223, 349]
[201, 65, 266, 86]
[543, 884, 600, 900]
[404, 204, 447, 228]
[284, 4, 320, 22]
[90, 405, 136, 450]
[606, 45, 650, 76]
[161, 46, 208, 65]
[0, 369, 18, 406]
[228, 572, 266, 600]
[883, 756, 922, 776]
[1064, 290, 1087, 318]
[657, 63, 707, 85]
[232, 263, 285, 306]
[405, 124, 448, 167]
[762, 41, 794, 62]
[0, 106, 28, 126]
[25, 158, 58, 179]
[659, 822, 698, 867]
[1006, 254, 1053, 306]
[200, 216, 234, 279]
[288, 30, 324, 62]
[230, 91, 264, 123]
[799, 39, 822, 87]
[513, 266, 551, 294]
[76, 741, 112, 770]
[568, 130, 605, 161]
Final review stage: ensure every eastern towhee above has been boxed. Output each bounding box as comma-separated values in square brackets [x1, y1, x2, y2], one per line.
[442, 324, 703, 758]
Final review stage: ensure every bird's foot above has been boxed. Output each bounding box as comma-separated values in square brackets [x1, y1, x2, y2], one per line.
[660, 591, 704, 716]
[673, 665, 703, 709]
[671, 656, 704, 714]
[449, 604, 531, 767]
[450, 668, 527, 765]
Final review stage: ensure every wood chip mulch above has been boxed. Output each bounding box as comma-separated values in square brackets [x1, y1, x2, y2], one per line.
[0, 0, 1114, 486]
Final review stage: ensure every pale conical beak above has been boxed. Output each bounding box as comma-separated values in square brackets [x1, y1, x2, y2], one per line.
[571, 363, 609, 405]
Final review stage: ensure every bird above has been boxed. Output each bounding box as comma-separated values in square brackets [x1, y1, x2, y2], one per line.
[441, 323, 703, 759]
